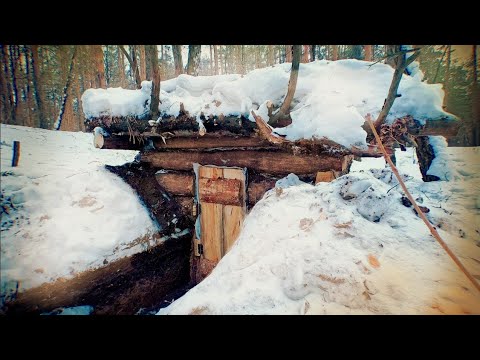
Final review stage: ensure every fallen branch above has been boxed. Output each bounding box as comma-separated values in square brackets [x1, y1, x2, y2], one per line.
[366, 114, 480, 294]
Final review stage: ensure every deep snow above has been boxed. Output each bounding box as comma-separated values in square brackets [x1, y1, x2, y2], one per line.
[1, 124, 160, 303]
[158, 147, 480, 315]
[81, 60, 455, 148]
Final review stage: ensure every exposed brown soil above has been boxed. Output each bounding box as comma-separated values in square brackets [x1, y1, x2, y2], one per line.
[5, 233, 192, 315]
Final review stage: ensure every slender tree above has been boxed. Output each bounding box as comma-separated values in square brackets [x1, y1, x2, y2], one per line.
[364, 45, 373, 61]
[92, 45, 106, 88]
[118, 45, 141, 88]
[302, 45, 309, 63]
[146, 45, 161, 119]
[139, 45, 147, 81]
[268, 45, 301, 127]
[310, 45, 316, 61]
[213, 45, 219, 75]
[186, 45, 201, 75]
[55, 46, 77, 130]
[172, 45, 183, 76]
[286, 45, 293, 62]
[332, 45, 338, 61]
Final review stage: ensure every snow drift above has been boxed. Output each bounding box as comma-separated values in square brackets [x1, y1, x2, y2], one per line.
[158, 148, 480, 315]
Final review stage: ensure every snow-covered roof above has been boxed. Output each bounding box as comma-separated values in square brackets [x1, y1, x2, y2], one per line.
[81, 60, 455, 148]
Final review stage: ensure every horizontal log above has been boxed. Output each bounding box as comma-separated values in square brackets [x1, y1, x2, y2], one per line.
[140, 149, 344, 176]
[409, 117, 460, 137]
[101, 135, 146, 150]
[152, 133, 270, 149]
[156, 172, 195, 196]
[247, 178, 277, 206]
[199, 178, 242, 206]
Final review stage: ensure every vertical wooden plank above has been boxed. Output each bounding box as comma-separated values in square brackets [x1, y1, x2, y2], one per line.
[222, 168, 246, 254]
[199, 166, 224, 262]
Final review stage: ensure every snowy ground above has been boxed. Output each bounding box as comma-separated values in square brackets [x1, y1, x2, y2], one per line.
[0, 125, 159, 304]
[159, 147, 480, 315]
[82, 59, 455, 148]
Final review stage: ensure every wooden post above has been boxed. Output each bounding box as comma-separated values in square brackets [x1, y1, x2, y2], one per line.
[12, 141, 20, 167]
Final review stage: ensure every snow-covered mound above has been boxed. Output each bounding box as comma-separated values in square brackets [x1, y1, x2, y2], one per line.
[158, 147, 480, 315]
[1, 125, 160, 301]
[82, 60, 455, 148]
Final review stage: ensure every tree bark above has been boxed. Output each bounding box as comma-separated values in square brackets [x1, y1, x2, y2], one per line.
[55, 46, 77, 130]
[139, 45, 147, 81]
[213, 45, 219, 75]
[310, 45, 316, 61]
[364, 45, 373, 61]
[302, 45, 309, 63]
[268, 45, 274, 66]
[186, 45, 201, 76]
[373, 47, 422, 129]
[117, 46, 126, 87]
[352, 45, 362, 60]
[146, 45, 161, 119]
[118, 45, 141, 88]
[443, 45, 452, 111]
[0, 45, 13, 124]
[209, 45, 213, 74]
[92, 45, 106, 88]
[332, 45, 338, 61]
[268, 45, 301, 127]
[172, 45, 183, 76]
[286, 45, 292, 62]
[472, 45, 479, 146]
[8, 45, 19, 124]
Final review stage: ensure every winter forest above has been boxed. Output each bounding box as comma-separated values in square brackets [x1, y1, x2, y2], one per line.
[1, 45, 478, 146]
[1, 44, 479, 315]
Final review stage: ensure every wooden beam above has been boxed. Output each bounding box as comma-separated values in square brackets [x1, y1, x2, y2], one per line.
[140, 150, 343, 175]
[247, 178, 277, 206]
[155, 172, 195, 196]
[199, 178, 242, 206]
[222, 168, 246, 254]
[152, 134, 270, 149]
[409, 117, 460, 138]
[101, 135, 145, 150]
[315, 171, 336, 184]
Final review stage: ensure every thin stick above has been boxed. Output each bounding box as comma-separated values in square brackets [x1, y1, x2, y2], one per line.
[366, 114, 480, 294]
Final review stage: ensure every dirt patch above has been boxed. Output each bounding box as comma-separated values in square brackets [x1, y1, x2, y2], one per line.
[5, 233, 192, 315]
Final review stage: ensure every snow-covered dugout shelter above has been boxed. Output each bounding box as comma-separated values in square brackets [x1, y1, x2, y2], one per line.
[82, 59, 459, 279]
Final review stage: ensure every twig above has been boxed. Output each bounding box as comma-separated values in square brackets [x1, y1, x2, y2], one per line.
[367, 47, 423, 68]
[366, 114, 480, 294]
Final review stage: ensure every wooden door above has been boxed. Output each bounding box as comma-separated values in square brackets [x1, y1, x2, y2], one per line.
[198, 165, 246, 263]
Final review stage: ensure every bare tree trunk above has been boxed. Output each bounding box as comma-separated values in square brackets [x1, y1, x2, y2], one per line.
[30, 45, 47, 128]
[118, 46, 126, 87]
[145, 45, 161, 119]
[352, 45, 362, 59]
[332, 45, 338, 61]
[8, 46, 19, 124]
[209, 45, 213, 74]
[139, 45, 147, 81]
[92, 45, 106, 88]
[0, 45, 13, 124]
[310, 45, 316, 61]
[268, 45, 274, 66]
[23, 46, 35, 127]
[302, 45, 309, 63]
[364, 45, 373, 61]
[472, 45, 479, 146]
[213, 45, 219, 75]
[186, 45, 201, 76]
[118, 45, 141, 88]
[55, 46, 77, 130]
[286, 45, 292, 62]
[172, 45, 183, 76]
[268, 45, 301, 127]
[373, 47, 422, 129]
[444, 45, 452, 110]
